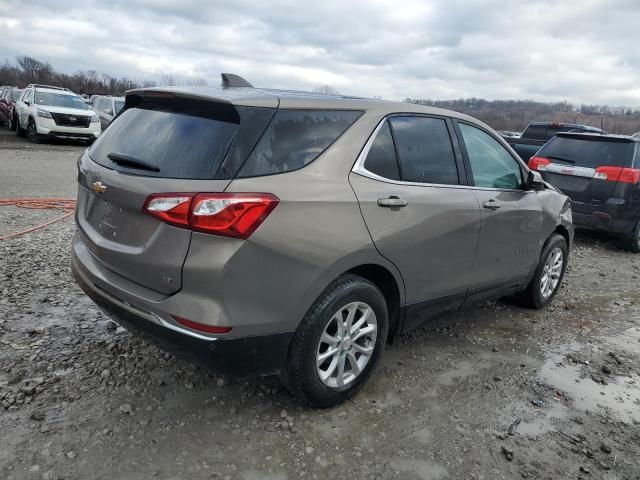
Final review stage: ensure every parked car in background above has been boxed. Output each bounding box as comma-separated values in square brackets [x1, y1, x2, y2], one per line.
[13, 84, 101, 143]
[72, 75, 573, 407]
[0, 87, 23, 127]
[504, 122, 603, 161]
[92, 95, 125, 129]
[530, 132, 640, 251]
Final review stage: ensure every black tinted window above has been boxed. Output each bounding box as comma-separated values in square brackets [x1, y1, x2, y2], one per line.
[363, 121, 399, 180]
[89, 106, 239, 179]
[389, 116, 459, 184]
[539, 136, 636, 168]
[524, 124, 547, 140]
[238, 109, 362, 177]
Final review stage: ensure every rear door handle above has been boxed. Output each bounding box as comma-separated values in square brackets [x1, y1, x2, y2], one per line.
[377, 196, 408, 208]
[482, 200, 501, 210]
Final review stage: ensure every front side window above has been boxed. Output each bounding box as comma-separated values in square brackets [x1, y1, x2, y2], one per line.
[459, 123, 523, 189]
[389, 116, 459, 185]
[238, 109, 362, 177]
[22, 89, 33, 103]
[363, 121, 400, 180]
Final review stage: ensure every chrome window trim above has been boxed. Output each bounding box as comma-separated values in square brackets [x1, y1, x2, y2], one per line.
[352, 115, 533, 194]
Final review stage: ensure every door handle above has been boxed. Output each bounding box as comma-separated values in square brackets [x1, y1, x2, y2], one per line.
[377, 196, 408, 208]
[482, 200, 501, 211]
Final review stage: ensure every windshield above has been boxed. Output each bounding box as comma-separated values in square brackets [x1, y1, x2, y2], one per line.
[34, 91, 89, 110]
[114, 100, 125, 114]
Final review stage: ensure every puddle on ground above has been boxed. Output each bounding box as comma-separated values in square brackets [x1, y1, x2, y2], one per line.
[518, 400, 568, 436]
[539, 334, 640, 424]
[389, 459, 448, 480]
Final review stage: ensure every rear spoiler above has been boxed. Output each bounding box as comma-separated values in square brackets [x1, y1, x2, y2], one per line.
[555, 132, 637, 143]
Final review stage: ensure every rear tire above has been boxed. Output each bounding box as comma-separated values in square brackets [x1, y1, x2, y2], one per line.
[16, 116, 26, 137]
[623, 220, 640, 253]
[517, 233, 568, 309]
[8, 113, 17, 131]
[283, 274, 388, 408]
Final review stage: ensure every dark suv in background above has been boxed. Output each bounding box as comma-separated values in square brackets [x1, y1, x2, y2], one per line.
[530, 132, 640, 251]
[72, 74, 573, 407]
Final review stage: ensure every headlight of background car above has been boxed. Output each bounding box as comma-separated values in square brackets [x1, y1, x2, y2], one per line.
[91, 114, 100, 123]
[36, 108, 52, 119]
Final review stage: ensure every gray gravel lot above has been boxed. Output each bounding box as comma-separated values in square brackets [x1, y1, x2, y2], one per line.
[1, 128, 639, 480]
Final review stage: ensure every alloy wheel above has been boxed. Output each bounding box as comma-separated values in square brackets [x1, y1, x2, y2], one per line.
[540, 247, 563, 299]
[316, 301, 377, 388]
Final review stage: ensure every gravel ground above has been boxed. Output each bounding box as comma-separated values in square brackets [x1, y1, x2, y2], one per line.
[1, 128, 639, 480]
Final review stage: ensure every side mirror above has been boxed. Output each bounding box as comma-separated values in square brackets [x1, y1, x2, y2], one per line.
[24, 101, 30, 106]
[527, 170, 545, 190]
[104, 109, 112, 115]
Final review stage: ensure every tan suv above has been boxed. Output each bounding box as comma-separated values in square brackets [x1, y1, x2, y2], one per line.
[72, 74, 573, 407]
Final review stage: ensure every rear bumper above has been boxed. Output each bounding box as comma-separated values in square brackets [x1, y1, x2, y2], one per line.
[72, 250, 294, 375]
[572, 211, 636, 235]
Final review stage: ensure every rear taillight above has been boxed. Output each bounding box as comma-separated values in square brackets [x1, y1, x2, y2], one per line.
[528, 156, 550, 171]
[594, 166, 640, 184]
[143, 194, 194, 228]
[143, 192, 279, 239]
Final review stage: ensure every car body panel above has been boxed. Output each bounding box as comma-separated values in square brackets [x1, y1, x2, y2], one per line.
[71, 84, 574, 375]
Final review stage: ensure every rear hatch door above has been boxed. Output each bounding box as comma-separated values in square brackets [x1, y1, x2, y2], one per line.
[535, 134, 637, 214]
[76, 90, 276, 294]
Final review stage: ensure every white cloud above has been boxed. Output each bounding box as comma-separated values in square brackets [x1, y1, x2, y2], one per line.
[1, 0, 639, 105]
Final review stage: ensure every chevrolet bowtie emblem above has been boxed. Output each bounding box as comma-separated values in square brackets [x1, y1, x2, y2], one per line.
[92, 181, 107, 194]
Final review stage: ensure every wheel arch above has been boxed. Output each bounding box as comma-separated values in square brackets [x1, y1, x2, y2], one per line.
[341, 263, 404, 341]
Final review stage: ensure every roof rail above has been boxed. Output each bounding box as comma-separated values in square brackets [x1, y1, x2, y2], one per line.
[27, 84, 70, 91]
[220, 73, 253, 88]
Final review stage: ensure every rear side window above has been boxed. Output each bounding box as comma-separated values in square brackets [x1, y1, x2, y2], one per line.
[237, 109, 362, 177]
[89, 102, 240, 179]
[363, 121, 400, 180]
[389, 116, 459, 185]
[539, 136, 636, 168]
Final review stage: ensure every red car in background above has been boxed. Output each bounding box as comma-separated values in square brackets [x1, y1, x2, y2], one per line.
[0, 87, 24, 129]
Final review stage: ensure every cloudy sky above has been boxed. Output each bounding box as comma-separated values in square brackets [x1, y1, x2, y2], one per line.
[1, 0, 639, 105]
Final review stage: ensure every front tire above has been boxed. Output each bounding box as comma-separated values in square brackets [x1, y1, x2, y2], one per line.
[284, 275, 388, 408]
[517, 233, 568, 309]
[27, 119, 40, 143]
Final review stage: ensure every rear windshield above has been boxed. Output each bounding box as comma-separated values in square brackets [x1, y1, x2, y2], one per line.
[88, 101, 240, 179]
[539, 136, 637, 168]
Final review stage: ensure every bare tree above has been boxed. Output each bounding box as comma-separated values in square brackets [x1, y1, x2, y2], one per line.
[314, 85, 340, 95]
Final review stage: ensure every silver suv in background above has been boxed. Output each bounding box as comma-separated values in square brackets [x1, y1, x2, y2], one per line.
[92, 95, 125, 129]
[14, 84, 101, 143]
[72, 74, 573, 407]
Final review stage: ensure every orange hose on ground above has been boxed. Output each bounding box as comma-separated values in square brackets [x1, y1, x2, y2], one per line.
[0, 198, 76, 241]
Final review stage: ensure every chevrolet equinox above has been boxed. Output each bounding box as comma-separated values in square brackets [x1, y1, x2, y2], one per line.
[72, 74, 573, 407]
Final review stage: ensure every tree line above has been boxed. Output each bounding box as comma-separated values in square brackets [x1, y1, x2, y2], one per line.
[405, 98, 640, 135]
[1, 56, 638, 134]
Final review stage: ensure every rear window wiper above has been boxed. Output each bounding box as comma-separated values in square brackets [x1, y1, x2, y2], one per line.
[107, 152, 160, 172]
[545, 154, 576, 164]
